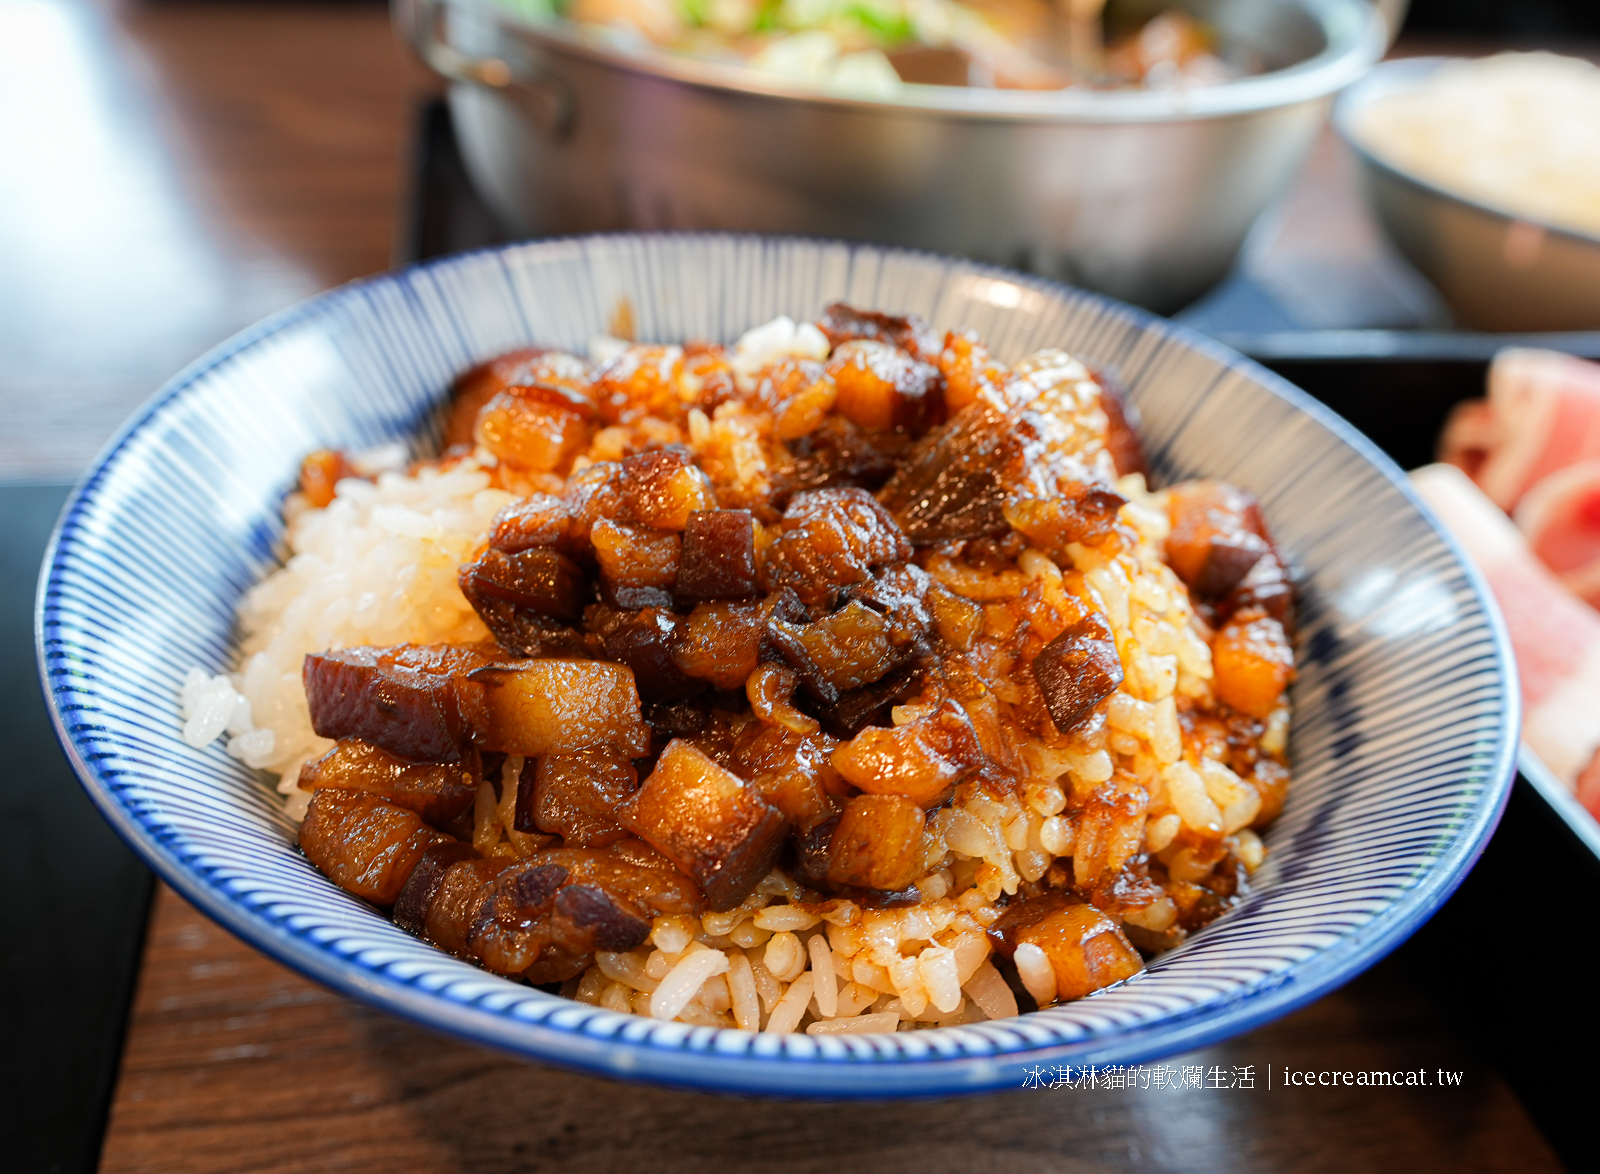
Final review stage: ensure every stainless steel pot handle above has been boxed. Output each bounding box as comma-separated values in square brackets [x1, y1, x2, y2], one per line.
[398, 0, 574, 138]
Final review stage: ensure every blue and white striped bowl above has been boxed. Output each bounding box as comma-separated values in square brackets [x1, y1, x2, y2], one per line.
[37, 234, 1516, 1098]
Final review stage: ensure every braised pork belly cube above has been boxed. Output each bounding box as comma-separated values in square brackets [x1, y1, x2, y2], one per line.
[762, 357, 837, 441]
[461, 849, 699, 981]
[1165, 480, 1274, 600]
[464, 858, 581, 978]
[824, 793, 926, 892]
[826, 340, 941, 433]
[302, 643, 502, 764]
[476, 659, 651, 758]
[1013, 903, 1143, 1003]
[489, 493, 575, 555]
[297, 739, 480, 825]
[548, 882, 653, 954]
[446, 347, 592, 449]
[620, 446, 716, 531]
[421, 854, 512, 955]
[1031, 613, 1126, 735]
[817, 302, 943, 362]
[537, 846, 701, 917]
[303, 644, 649, 763]
[298, 788, 442, 906]
[614, 739, 787, 911]
[446, 346, 547, 449]
[840, 564, 935, 644]
[394, 841, 482, 935]
[734, 721, 840, 833]
[670, 600, 766, 691]
[770, 415, 909, 501]
[459, 547, 589, 624]
[457, 543, 594, 657]
[769, 601, 907, 703]
[563, 460, 631, 546]
[518, 753, 640, 847]
[764, 487, 913, 609]
[445, 847, 701, 978]
[675, 509, 758, 604]
[670, 592, 805, 691]
[591, 518, 679, 606]
[588, 605, 706, 701]
[877, 395, 1061, 544]
[1212, 608, 1295, 719]
[829, 697, 986, 808]
[474, 391, 590, 473]
[1002, 481, 1127, 556]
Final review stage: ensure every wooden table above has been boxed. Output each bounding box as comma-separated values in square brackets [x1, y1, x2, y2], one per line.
[99, 883, 1560, 1174]
[0, 2, 1573, 1169]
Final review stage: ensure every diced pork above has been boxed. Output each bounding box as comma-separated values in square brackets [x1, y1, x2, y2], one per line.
[475, 659, 652, 758]
[298, 739, 481, 825]
[302, 644, 502, 764]
[298, 788, 441, 906]
[765, 487, 913, 609]
[614, 739, 788, 911]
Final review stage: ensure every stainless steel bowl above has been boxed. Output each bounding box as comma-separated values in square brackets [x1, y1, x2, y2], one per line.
[398, 0, 1383, 313]
[1334, 56, 1600, 333]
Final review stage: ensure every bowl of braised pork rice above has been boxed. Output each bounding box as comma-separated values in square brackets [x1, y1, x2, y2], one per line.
[38, 233, 1515, 1098]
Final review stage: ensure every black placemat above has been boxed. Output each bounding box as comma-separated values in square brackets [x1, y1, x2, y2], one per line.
[0, 483, 155, 1173]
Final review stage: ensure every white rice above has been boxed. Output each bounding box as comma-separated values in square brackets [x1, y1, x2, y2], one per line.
[1353, 52, 1600, 238]
[181, 458, 516, 819]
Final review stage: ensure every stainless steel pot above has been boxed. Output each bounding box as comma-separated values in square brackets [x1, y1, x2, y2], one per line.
[397, 0, 1383, 313]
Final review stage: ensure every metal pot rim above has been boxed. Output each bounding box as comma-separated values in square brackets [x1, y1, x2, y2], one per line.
[469, 0, 1386, 122]
[1334, 54, 1600, 248]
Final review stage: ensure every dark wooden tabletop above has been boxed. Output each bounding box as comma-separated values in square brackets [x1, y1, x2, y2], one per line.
[0, 2, 1579, 1170]
[99, 882, 1558, 1174]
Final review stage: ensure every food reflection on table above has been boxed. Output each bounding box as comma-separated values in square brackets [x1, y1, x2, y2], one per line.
[179, 304, 1297, 1034]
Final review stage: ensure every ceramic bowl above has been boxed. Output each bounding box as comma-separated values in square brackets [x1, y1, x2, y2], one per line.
[37, 233, 1516, 1097]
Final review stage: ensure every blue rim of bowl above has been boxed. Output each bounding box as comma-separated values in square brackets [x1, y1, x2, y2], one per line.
[1332, 55, 1600, 251]
[34, 231, 1520, 1098]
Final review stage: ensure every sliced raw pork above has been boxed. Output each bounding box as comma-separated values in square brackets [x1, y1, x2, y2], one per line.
[1513, 458, 1600, 607]
[1455, 349, 1600, 511]
[1412, 463, 1600, 817]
